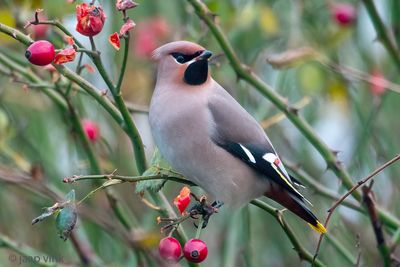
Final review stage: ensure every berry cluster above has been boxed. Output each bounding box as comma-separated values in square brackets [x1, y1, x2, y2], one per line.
[159, 237, 208, 263]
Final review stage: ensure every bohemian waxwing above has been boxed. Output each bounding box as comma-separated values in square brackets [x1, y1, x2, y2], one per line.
[149, 41, 326, 233]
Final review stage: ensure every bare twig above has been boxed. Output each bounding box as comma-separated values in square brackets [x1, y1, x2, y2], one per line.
[327, 154, 400, 214]
[362, 186, 392, 267]
[312, 154, 400, 265]
[284, 160, 362, 212]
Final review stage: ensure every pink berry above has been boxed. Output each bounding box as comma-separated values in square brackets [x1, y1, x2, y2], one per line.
[183, 239, 208, 263]
[332, 3, 356, 26]
[29, 14, 49, 39]
[25, 40, 55, 66]
[158, 237, 182, 263]
[370, 70, 386, 96]
[82, 119, 100, 142]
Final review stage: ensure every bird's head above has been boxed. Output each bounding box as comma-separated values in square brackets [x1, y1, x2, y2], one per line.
[152, 41, 213, 86]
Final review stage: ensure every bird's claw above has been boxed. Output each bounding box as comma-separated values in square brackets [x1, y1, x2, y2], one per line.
[189, 199, 224, 229]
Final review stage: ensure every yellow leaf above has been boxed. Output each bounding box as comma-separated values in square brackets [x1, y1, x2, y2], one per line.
[258, 5, 279, 35]
[327, 79, 348, 107]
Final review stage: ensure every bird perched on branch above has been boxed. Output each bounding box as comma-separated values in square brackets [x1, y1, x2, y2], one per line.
[149, 41, 326, 233]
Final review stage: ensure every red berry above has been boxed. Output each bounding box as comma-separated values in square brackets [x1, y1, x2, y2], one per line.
[82, 119, 100, 142]
[332, 3, 356, 26]
[158, 237, 182, 263]
[183, 239, 208, 263]
[25, 40, 55, 66]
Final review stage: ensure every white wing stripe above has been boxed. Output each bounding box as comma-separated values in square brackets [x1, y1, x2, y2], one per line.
[239, 144, 256, 163]
[262, 153, 277, 163]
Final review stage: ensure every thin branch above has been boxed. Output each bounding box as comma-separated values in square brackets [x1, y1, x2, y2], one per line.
[362, 186, 392, 267]
[322, 61, 400, 94]
[284, 160, 362, 212]
[251, 199, 326, 267]
[29, 19, 85, 49]
[327, 154, 400, 214]
[63, 173, 195, 186]
[313, 154, 400, 264]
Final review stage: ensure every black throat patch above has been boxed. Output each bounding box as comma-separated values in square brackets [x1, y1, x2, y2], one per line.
[184, 60, 209, 85]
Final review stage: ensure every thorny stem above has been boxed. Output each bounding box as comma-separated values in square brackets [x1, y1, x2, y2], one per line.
[361, 0, 400, 71]
[63, 172, 195, 186]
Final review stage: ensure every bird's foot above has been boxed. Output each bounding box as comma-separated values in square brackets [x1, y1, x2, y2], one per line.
[188, 195, 224, 229]
[157, 193, 223, 234]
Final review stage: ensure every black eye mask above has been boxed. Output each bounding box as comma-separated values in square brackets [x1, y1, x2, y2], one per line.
[171, 51, 203, 64]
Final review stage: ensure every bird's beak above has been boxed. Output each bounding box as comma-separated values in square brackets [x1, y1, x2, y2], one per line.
[196, 50, 213, 61]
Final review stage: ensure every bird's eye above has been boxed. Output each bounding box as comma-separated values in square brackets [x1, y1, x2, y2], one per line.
[171, 53, 186, 64]
[176, 55, 185, 63]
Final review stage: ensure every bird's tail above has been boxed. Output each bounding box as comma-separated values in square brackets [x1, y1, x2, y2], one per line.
[265, 188, 327, 234]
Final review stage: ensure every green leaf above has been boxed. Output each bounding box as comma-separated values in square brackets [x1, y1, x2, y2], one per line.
[135, 148, 173, 193]
[55, 190, 77, 241]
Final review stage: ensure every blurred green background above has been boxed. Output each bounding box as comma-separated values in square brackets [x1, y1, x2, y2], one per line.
[1, 0, 400, 266]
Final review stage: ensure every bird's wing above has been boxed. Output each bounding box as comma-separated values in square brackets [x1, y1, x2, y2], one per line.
[207, 85, 306, 201]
